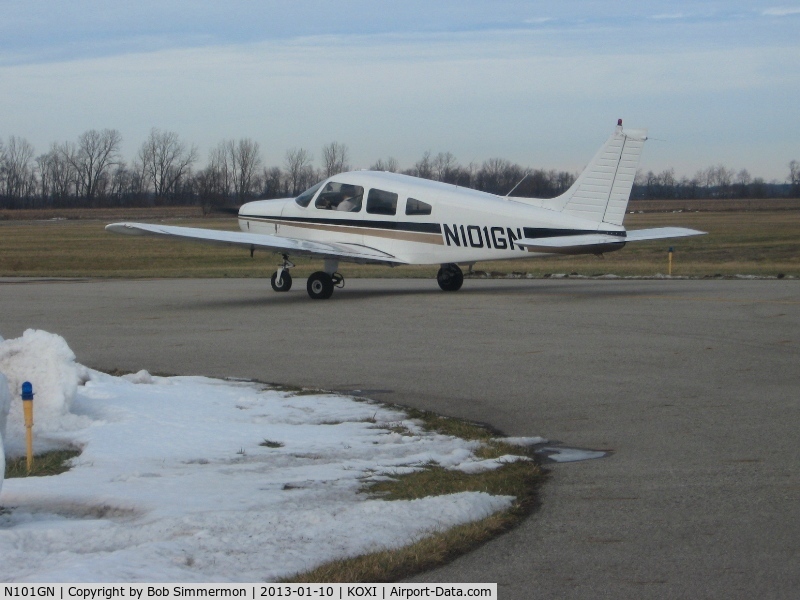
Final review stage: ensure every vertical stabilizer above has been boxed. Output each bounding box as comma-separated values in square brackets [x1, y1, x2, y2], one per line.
[523, 120, 647, 226]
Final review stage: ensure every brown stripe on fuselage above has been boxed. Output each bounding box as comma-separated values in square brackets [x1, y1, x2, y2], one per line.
[247, 217, 444, 245]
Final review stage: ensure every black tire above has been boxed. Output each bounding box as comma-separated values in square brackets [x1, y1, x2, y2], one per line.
[307, 271, 335, 300]
[270, 270, 292, 292]
[437, 264, 464, 292]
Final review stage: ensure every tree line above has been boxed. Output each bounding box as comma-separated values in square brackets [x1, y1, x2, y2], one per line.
[633, 164, 799, 200]
[1, 129, 798, 210]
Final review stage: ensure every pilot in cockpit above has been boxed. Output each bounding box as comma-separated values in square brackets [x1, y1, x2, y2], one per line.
[336, 184, 360, 212]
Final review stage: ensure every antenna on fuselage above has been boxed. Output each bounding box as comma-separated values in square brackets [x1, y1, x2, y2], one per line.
[505, 171, 531, 197]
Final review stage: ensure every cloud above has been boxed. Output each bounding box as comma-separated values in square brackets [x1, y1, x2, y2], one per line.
[762, 7, 800, 16]
[1, 19, 798, 179]
[650, 13, 686, 20]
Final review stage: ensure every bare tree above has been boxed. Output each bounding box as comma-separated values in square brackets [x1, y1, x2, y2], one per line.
[736, 168, 751, 198]
[370, 157, 399, 173]
[195, 144, 232, 214]
[128, 160, 148, 202]
[0, 138, 6, 200]
[298, 164, 318, 192]
[321, 141, 350, 177]
[139, 128, 198, 202]
[35, 152, 51, 202]
[736, 168, 751, 187]
[555, 170, 576, 194]
[413, 151, 433, 179]
[109, 163, 128, 203]
[661, 168, 676, 189]
[228, 138, 262, 202]
[715, 165, 733, 197]
[751, 176, 768, 198]
[431, 152, 459, 182]
[475, 157, 521, 194]
[195, 168, 221, 214]
[208, 143, 233, 199]
[261, 166, 284, 198]
[284, 148, 314, 196]
[59, 129, 121, 205]
[36, 149, 65, 204]
[789, 160, 800, 196]
[2, 135, 36, 203]
[38, 143, 77, 204]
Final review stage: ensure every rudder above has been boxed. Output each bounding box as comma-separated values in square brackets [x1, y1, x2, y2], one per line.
[524, 120, 647, 226]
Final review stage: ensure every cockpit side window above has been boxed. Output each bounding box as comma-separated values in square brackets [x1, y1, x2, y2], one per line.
[366, 189, 398, 216]
[405, 198, 432, 216]
[315, 182, 364, 212]
[295, 181, 324, 207]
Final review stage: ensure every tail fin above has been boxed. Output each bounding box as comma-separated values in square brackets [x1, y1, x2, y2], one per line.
[518, 120, 647, 226]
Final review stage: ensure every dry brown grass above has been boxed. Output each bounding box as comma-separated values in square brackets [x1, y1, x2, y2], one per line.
[473, 210, 800, 277]
[281, 410, 544, 583]
[5, 448, 81, 478]
[0, 206, 205, 221]
[282, 509, 527, 583]
[0, 209, 797, 278]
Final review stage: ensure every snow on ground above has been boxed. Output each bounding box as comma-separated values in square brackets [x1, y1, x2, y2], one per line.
[0, 330, 515, 582]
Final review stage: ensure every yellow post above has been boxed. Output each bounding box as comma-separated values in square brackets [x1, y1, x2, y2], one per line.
[668, 246, 674, 276]
[22, 381, 34, 473]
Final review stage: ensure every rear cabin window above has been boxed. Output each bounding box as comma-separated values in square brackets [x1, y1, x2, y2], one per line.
[366, 188, 398, 216]
[405, 198, 432, 216]
[314, 182, 363, 212]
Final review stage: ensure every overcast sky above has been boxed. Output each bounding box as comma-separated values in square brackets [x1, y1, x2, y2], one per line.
[1, 1, 798, 181]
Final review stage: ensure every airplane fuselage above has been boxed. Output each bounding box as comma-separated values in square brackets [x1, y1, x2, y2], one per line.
[238, 171, 626, 266]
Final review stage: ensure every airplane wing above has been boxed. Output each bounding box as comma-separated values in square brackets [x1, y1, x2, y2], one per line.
[516, 227, 705, 252]
[105, 222, 408, 265]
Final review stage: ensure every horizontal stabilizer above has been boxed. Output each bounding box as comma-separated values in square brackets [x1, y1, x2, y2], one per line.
[105, 222, 406, 264]
[517, 233, 626, 250]
[517, 227, 706, 253]
[622, 227, 707, 241]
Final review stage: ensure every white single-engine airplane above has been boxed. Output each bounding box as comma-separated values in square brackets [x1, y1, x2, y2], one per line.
[107, 120, 705, 299]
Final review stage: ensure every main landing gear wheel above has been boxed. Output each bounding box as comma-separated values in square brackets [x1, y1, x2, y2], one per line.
[437, 263, 464, 292]
[270, 270, 292, 292]
[307, 271, 335, 300]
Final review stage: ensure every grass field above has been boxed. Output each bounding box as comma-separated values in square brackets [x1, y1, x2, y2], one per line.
[1, 208, 798, 278]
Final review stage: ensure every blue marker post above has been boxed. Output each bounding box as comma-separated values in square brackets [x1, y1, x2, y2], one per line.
[22, 381, 34, 473]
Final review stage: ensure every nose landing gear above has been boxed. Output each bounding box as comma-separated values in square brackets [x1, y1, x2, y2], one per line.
[270, 270, 292, 292]
[271, 255, 294, 292]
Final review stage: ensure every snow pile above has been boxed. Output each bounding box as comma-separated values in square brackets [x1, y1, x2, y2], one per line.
[0, 330, 518, 582]
[0, 329, 91, 456]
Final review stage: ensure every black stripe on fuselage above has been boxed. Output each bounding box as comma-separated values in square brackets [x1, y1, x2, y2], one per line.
[522, 227, 626, 238]
[241, 215, 625, 240]
[240, 214, 442, 234]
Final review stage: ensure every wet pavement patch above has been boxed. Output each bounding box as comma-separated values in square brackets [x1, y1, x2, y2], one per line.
[535, 446, 610, 463]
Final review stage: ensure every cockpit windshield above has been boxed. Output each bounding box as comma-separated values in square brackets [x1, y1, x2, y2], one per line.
[295, 181, 325, 207]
